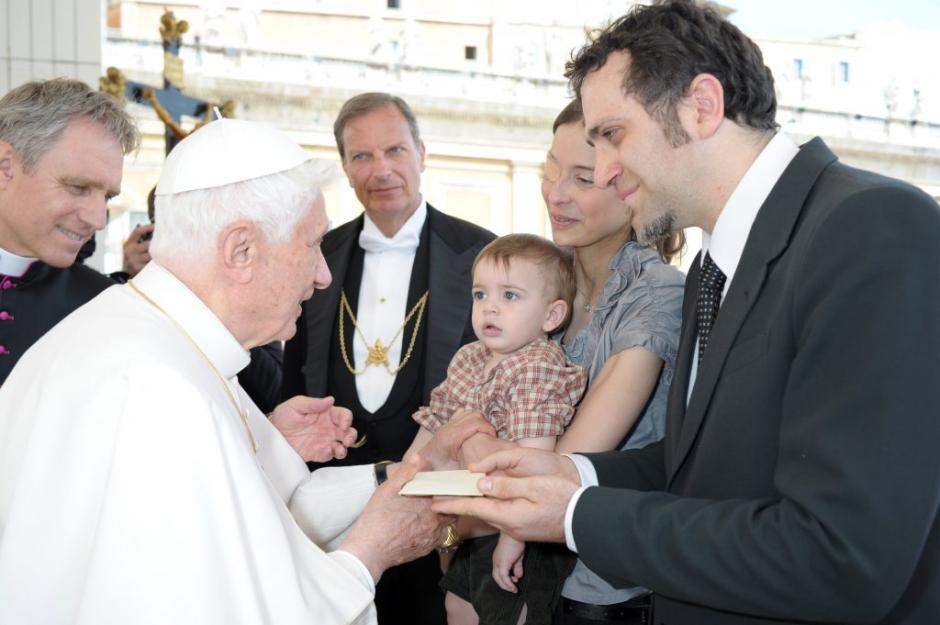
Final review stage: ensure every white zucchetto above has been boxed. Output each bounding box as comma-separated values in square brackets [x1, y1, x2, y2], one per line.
[155, 118, 311, 195]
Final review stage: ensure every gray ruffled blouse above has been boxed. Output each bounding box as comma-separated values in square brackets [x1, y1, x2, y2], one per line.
[558, 241, 685, 605]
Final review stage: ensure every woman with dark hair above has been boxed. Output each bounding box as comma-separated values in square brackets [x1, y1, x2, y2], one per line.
[441, 100, 685, 625]
[546, 98, 685, 624]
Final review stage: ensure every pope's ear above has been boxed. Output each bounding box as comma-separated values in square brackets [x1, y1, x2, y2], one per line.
[218, 221, 256, 283]
[0, 141, 15, 189]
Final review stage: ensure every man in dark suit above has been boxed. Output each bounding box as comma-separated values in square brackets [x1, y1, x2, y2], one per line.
[0, 78, 139, 385]
[282, 92, 494, 623]
[433, 3, 940, 624]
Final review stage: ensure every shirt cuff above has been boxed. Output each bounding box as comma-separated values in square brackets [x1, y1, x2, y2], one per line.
[565, 453, 599, 487]
[329, 550, 376, 595]
[562, 454, 599, 553]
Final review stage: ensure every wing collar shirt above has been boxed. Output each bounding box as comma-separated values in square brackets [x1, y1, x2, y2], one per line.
[355, 199, 428, 412]
[563, 132, 800, 552]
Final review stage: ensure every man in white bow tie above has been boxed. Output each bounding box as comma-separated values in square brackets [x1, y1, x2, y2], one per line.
[282, 92, 495, 623]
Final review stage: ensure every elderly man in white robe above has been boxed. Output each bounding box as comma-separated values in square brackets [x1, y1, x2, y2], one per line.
[0, 118, 480, 625]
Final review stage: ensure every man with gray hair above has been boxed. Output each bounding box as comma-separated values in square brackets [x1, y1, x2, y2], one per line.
[283, 92, 495, 623]
[0, 117, 473, 624]
[0, 78, 138, 384]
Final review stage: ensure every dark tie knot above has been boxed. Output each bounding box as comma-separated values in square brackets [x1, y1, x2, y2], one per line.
[700, 253, 726, 292]
[697, 253, 726, 362]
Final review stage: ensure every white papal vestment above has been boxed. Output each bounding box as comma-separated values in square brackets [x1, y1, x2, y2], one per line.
[0, 262, 379, 625]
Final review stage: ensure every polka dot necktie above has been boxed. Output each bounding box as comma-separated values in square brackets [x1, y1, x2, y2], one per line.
[697, 252, 726, 363]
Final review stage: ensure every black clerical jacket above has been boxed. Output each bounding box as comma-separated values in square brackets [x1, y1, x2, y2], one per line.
[0, 262, 112, 385]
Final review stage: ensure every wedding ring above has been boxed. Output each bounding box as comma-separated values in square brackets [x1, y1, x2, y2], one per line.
[439, 523, 460, 552]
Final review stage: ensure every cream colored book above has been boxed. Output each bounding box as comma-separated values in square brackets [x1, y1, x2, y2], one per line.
[399, 470, 485, 497]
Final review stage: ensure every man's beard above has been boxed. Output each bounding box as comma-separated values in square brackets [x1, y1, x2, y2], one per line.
[637, 211, 675, 246]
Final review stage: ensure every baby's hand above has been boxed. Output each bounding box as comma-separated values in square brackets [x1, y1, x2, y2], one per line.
[492, 532, 526, 593]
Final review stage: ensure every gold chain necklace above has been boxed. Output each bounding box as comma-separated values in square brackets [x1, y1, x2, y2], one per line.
[339, 289, 428, 375]
[128, 280, 258, 453]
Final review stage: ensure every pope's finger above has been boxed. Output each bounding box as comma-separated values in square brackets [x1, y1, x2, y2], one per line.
[296, 395, 335, 413]
[331, 441, 347, 459]
[342, 428, 359, 447]
[301, 394, 337, 411]
[331, 407, 353, 428]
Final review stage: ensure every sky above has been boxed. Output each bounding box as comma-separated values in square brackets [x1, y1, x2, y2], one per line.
[725, 0, 940, 39]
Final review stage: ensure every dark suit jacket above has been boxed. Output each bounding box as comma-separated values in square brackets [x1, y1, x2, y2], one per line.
[572, 138, 940, 624]
[238, 341, 283, 414]
[282, 203, 495, 404]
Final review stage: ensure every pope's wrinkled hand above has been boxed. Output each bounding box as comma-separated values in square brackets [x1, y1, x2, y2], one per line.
[340, 458, 456, 583]
[411, 407, 497, 470]
[431, 447, 582, 544]
[270, 395, 358, 462]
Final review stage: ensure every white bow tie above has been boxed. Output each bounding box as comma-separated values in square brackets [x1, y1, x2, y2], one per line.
[358, 229, 420, 254]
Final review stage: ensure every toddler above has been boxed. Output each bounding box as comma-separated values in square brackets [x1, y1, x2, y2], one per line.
[406, 233, 587, 625]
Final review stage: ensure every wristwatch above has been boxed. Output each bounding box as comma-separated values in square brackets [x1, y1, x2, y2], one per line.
[374, 460, 393, 486]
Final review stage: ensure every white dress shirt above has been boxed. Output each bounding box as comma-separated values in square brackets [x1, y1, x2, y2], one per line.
[687, 132, 799, 400]
[354, 200, 428, 412]
[564, 132, 800, 553]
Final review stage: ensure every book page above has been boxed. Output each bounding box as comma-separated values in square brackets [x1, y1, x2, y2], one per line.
[399, 470, 485, 497]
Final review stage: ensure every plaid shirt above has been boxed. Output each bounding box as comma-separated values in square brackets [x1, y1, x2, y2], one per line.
[413, 337, 587, 441]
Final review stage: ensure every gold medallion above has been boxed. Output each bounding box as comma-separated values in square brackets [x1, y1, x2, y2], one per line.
[339, 290, 429, 375]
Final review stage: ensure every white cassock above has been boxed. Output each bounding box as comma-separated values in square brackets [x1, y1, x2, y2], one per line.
[0, 262, 379, 625]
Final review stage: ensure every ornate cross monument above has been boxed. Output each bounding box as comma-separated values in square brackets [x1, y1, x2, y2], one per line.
[100, 10, 233, 155]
